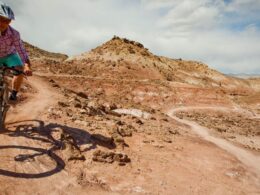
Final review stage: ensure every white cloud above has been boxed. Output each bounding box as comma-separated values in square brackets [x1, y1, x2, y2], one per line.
[5, 0, 260, 74]
[140, 0, 178, 9]
[158, 1, 220, 32]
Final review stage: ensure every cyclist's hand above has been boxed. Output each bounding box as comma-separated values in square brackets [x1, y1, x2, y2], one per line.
[24, 64, 33, 76]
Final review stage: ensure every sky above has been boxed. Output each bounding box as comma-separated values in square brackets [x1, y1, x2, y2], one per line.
[6, 0, 260, 74]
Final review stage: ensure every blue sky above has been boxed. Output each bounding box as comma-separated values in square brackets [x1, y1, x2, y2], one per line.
[7, 0, 260, 74]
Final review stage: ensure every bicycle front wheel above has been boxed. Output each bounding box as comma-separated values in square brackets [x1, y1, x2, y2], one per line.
[0, 84, 10, 129]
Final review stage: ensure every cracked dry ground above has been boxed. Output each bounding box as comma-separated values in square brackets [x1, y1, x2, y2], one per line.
[0, 75, 259, 195]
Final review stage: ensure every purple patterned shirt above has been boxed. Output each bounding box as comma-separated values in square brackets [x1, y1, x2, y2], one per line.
[0, 26, 29, 63]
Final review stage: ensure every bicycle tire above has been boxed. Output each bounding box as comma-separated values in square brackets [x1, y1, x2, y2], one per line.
[0, 83, 9, 129]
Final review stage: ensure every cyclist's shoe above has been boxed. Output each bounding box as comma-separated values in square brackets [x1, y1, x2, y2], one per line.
[9, 90, 18, 104]
[9, 93, 17, 101]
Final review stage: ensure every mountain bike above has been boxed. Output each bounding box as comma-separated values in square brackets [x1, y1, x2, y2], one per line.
[0, 63, 24, 129]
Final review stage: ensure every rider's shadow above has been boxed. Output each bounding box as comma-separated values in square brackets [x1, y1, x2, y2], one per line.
[7, 120, 116, 151]
[0, 120, 116, 179]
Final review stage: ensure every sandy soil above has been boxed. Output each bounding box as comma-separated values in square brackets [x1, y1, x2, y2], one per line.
[0, 75, 259, 195]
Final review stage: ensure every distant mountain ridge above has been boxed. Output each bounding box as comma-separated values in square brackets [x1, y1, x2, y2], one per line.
[226, 73, 260, 79]
[23, 41, 68, 61]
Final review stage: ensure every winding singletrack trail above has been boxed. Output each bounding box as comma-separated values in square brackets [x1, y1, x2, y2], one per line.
[0, 76, 82, 195]
[6, 76, 60, 123]
[168, 106, 260, 178]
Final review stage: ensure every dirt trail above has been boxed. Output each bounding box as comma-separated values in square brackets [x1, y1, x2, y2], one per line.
[6, 76, 59, 123]
[167, 106, 260, 177]
[0, 76, 80, 195]
[34, 72, 168, 83]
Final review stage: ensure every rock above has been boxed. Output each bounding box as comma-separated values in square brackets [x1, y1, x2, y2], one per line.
[162, 118, 169, 122]
[91, 134, 114, 146]
[71, 116, 77, 121]
[94, 116, 104, 121]
[116, 120, 125, 126]
[66, 109, 73, 117]
[135, 42, 144, 48]
[114, 153, 131, 163]
[74, 102, 82, 108]
[92, 150, 130, 164]
[112, 133, 125, 144]
[69, 97, 81, 104]
[117, 125, 133, 137]
[136, 119, 144, 125]
[85, 101, 105, 116]
[142, 139, 150, 143]
[217, 127, 226, 133]
[49, 79, 55, 83]
[96, 88, 104, 95]
[92, 150, 114, 163]
[52, 83, 60, 88]
[58, 101, 69, 107]
[76, 92, 88, 99]
[118, 162, 126, 166]
[163, 137, 172, 143]
[102, 102, 118, 111]
[153, 144, 164, 148]
[110, 103, 118, 110]
[79, 109, 87, 114]
[48, 107, 54, 113]
[168, 129, 180, 135]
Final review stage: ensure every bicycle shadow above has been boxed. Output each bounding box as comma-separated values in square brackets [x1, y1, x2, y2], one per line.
[0, 120, 116, 179]
[0, 145, 65, 179]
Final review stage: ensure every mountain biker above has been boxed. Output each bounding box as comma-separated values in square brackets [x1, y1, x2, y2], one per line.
[0, 1, 32, 101]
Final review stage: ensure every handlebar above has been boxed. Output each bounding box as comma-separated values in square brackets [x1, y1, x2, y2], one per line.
[3, 66, 26, 76]
[0, 63, 26, 76]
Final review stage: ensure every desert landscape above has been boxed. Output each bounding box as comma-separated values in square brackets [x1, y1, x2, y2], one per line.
[0, 36, 259, 194]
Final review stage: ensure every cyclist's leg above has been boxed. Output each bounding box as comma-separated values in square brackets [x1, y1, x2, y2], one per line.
[3, 53, 24, 100]
[12, 67, 24, 91]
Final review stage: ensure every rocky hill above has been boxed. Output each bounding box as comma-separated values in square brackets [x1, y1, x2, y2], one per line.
[25, 36, 259, 93]
[23, 41, 68, 73]
[65, 36, 221, 82]
[23, 41, 68, 61]
[63, 36, 255, 91]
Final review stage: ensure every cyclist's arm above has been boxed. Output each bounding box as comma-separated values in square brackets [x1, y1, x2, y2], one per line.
[12, 31, 32, 76]
[12, 30, 30, 65]
[24, 58, 32, 68]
